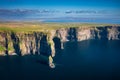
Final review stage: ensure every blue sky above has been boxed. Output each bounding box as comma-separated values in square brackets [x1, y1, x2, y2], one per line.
[0, 0, 120, 23]
[0, 0, 120, 9]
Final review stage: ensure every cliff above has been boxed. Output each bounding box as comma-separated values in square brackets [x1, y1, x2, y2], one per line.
[0, 24, 120, 56]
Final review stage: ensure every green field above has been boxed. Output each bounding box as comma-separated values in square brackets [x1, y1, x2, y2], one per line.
[0, 22, 119, 32]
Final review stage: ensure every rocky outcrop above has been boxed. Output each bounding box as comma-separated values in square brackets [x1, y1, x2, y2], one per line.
[107, 27, 120, 40]
[0, 26, 120, 56]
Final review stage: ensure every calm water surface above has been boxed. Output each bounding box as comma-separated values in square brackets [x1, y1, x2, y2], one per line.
[0, 40, 120, 80]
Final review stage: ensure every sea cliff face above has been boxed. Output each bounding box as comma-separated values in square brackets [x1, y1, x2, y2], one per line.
[0, 26, 120, 56]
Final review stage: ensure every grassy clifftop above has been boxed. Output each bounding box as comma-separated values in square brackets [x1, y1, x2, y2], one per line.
[0, 22, 119, 32]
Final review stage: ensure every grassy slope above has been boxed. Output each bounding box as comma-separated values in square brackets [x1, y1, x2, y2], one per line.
[0, 22, 119, 32]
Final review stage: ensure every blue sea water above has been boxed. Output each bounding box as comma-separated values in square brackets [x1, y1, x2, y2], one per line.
[44, 18, 120, 24]
[0, 40, 120, 80]
[0, 18, 120, 24]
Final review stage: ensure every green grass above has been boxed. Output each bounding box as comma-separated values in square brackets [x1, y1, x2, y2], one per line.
[0, 22, 119, 33]
[0, 45, 5, 51]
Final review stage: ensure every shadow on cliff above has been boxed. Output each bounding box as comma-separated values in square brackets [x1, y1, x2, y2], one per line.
[34, 32, 42, 55]
[40, 35, 51, 57]
[34, 35, 52, 65]
[95, 27, 108, 40]
[53, 36, 62, 54]
[11, 32, 21, 56]
[67, 28, 77, 41]
[4, 33, 8, 55]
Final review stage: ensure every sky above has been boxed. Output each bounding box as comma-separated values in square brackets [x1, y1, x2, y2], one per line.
[0, 0, 120, 23]
[0, 0, 120, 9]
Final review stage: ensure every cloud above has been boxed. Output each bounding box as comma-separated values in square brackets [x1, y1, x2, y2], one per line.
[0, 9, 108, 16]
[0, 9, 60, 21]
[0, 9, 59, 19]
[0, 9, 39, 16]
[0, 9, 119, 22]
[64, 10, 108, 14]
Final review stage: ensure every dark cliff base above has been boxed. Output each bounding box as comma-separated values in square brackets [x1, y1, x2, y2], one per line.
[0, 40, 120, 80]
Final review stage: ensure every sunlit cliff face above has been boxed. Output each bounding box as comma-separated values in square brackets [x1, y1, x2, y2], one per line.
[0, 26, 120, 56]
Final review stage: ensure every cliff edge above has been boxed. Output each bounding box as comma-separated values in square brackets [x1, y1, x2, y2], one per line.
[0, 23, 120, 56]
